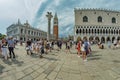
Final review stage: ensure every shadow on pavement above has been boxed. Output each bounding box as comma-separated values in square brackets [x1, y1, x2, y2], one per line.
[11, 59, 24, 66]
[0, 64, 5, 74]
[112, 60, 120, 63]
[88, 54, 102, 61]
[2, 59, 12, 65]
[30, 53, 39, 58]
[44, 57, 58, 61]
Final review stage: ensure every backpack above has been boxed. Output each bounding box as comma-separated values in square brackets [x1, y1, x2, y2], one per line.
[84, 41, 88, 50]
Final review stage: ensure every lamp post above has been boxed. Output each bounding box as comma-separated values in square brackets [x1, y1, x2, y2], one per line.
[46, 12, 53, 41]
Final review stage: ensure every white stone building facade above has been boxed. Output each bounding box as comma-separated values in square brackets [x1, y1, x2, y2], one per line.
[74, 8, 120, 43]
[7, 19, 54, 41]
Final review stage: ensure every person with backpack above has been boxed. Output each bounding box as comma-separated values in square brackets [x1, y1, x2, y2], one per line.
[83, 37, 89, 61]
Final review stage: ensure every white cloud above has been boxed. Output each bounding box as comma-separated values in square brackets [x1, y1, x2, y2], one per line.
[1, 0, 120, 36]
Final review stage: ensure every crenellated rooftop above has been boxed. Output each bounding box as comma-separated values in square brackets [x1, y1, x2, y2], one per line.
[74, 8, 120, 13]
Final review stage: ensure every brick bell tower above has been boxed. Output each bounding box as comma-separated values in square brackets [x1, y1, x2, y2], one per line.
[53, 13, 59, 40]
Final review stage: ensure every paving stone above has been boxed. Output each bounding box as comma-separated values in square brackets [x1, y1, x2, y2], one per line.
[47, 71, 58, 80]
[31, 65, 40, 70]
[15, 71, 25, 80]
[34, 73, 47, 80]
[23, 68, 34, 75]
[20, 75, 33, 80]
[81, 73, 93, 80]
[30, 71, 39, 79]
[36, 68, 45, 74]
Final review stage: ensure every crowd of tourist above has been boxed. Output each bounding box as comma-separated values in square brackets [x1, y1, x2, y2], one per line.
[0, 36, 120, 62]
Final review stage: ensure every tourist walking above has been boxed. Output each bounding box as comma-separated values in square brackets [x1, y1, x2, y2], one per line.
[26, 39, 33, 55]
[81, 41, 87, 61]
[83, 37, 89, 61]
[76, 40, 81, 57]
[107, 40, 111, 48]
[40, 43, 44, 58]
[8, 37, 15, 58]
[66, 40, 71, 53]
[1, 38, 8, 60]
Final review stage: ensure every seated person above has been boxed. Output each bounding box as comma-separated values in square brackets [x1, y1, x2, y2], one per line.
[98, 42, 104, 49]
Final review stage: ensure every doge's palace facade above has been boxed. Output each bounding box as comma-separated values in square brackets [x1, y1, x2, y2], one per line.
[74, 8, 120, 43]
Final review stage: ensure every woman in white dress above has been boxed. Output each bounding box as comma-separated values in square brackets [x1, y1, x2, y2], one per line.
[1, 39, 8, 60]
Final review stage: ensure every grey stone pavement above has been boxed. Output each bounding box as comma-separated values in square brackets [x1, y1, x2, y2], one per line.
[0, 44, 120, 80]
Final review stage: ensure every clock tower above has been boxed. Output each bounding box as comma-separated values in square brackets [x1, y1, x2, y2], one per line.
[53, 13, 59, 40]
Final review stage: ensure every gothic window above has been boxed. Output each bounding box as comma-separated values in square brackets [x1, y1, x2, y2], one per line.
[114, 30, 116, 34]
[95, 29, 96, 34]
[112, 17, 116, 23]
[76, 29, 78, 34]
[92, 29, 93, 34]
[98, 16, 102, 22]
[103, 29, 105, 34]
[86, 29, 88, 34]
[106, 29, 108, 34]
[83, 29, 85, 34]
[116, 30, 118, 34]
[100, 29, 102, 34]
[89, 29, 90, 34]
[80, 29, 81, 34]
[97, 29, 99, 34]
[109, 29, 110, 34]
[83, 16, 88, 22]
[111, 30, 113, 34]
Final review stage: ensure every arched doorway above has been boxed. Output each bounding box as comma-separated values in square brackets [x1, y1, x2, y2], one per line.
[117, 36, 120, 41]
[89, 36, 94, 41]
[101, 37, 105, 43]
[106, 37, 111, 42]
[112, 37, 115, 43]
[95, 37, 100, 43]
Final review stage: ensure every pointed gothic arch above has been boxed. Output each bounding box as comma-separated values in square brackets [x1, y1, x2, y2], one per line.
[79, 29, 81, 34]
[89, 29, 90, 34]
[112, 37, 115, 43]
[101, 37, 105, 43]
[83, 16, 88, 22]
[112, 17, 116, 23]
[106, 37, 111, 41]
[98, 16, 102, 22]
[95, 37, 100, 42]
[97, 29, 99, 34]
[117, 36, 120, 41]
[89, 36, 94, 41]
[76, 29, 78, 34]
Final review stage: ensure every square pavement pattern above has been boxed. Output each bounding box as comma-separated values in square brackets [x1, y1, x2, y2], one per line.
[0, 44, 120, 80]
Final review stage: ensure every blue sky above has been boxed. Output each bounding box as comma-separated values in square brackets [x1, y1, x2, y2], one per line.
[0, 0, 120, 37]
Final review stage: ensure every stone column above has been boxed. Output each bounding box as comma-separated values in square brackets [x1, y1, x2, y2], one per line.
[46, 12, 53, 41]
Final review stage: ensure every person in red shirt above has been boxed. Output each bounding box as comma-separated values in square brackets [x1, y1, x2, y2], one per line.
[77, 40, 82, 57]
